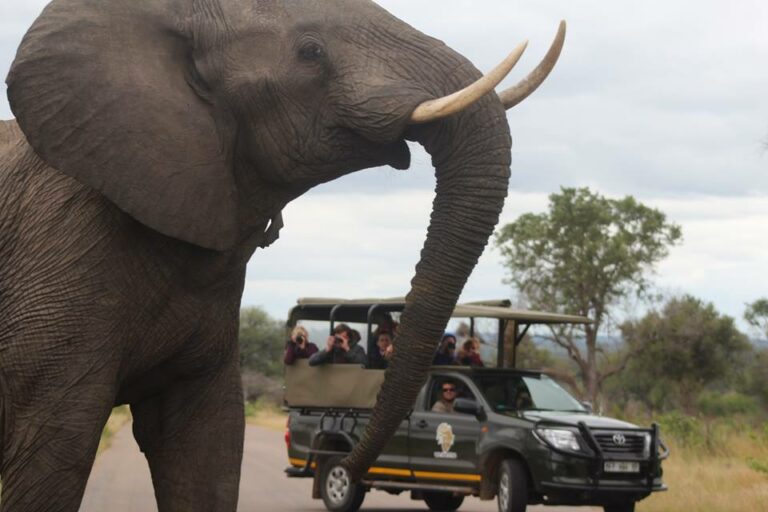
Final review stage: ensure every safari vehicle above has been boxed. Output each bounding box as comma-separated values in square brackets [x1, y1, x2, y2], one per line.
[283, 298, 668, 512]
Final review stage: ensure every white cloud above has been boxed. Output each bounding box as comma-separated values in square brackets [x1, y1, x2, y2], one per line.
[652, 195, 768, 322]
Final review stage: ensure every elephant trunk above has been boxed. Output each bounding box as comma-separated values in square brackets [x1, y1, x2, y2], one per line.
[342, 77, 511, 479]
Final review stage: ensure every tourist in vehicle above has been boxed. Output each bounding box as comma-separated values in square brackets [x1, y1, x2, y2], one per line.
[308, 323, 367, 366]
[378, 314, 399, 337]
[457, 337, 484, 367]
[283, 325, 319, 365]
[432, 333, 457, 365]
[369, 330, 394, 369]
[431, 381, 458, 413]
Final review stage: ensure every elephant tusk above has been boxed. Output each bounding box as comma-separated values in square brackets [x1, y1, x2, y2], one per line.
[409, 40, 528, 124]
[498, 20, 566, 110]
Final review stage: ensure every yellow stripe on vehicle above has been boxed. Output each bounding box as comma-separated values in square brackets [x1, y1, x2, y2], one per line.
[367, 467, 413, 477]
[413, 471, 482, 482]
[290, 459, 476, 482]
[288, 458, 316, 469]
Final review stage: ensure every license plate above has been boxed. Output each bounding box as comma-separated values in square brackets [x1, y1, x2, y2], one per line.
[604, 461, 640, 473]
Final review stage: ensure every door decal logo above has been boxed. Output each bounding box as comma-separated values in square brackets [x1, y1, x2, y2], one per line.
[434, 423, 458, 459]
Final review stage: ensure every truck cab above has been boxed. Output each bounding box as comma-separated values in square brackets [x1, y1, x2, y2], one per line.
[282, 298, 668, 512]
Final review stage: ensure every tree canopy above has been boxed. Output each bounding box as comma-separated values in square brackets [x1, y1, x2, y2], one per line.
[495, 187, 682, 404]
[745, 298, 768, 340]
[239, 306, 285, 377]
[620, 295, 752, 412]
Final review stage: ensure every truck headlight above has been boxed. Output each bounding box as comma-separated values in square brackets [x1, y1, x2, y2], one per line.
[535, 428, 584, 453]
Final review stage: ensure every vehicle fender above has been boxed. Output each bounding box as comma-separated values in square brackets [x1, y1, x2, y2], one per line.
[478, 444, 536, 500]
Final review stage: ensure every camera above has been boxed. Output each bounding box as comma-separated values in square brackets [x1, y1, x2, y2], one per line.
[333, 336, 343, 346]
[295, 335, 305, 344]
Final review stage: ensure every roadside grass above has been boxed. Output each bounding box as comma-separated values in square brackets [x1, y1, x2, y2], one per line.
[96, 399, 286, 458]
[638, 415, 768, 512]
[245, 398, 287, 431]
[98, 405, 131, 454]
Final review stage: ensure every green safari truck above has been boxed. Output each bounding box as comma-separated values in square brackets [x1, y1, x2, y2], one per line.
[283, 298, 668, 512]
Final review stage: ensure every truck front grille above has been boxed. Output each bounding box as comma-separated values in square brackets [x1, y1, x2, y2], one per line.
[593, 431, 647, 456]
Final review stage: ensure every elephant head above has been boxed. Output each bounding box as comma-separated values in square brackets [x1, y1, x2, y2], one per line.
[7, 0, 563, 482]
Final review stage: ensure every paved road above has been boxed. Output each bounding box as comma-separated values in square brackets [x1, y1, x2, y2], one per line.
[81, 423, 594, 512]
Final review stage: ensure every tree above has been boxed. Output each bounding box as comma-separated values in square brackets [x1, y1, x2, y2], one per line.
[620, 295, 751, 412]
[741, 348, 768, 408]
[495, 187, 682, 404]
[745, 298, 768, 340]
[239, 307, 286, 377]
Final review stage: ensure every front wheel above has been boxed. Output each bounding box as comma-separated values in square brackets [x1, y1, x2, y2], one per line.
[423, 490, 465, 511]
[497, 459, 528, 512]
[319, 456, 366, 512]
[604, 503, 636, 512]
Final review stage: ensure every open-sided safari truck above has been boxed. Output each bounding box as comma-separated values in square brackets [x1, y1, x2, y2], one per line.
[283, 298, 668, 512]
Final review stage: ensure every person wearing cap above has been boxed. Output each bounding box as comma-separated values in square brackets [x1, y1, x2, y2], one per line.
[432, 333, 457, 365]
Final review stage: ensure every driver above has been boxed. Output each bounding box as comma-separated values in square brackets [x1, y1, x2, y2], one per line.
[431, 381, 458, 413]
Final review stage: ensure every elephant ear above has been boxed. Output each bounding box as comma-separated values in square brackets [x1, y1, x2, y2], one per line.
[7, 0, 238, 251]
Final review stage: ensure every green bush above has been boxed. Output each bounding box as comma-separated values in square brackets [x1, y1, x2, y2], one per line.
[241, 370, 283, 404]
[239, 307, 285, 377]
[747, 458, 768, 476]
[657, 411, 704, 448]
[697, 391, 759, 417]
[245, 396, 283, 417]
[655, 410, 768, 458]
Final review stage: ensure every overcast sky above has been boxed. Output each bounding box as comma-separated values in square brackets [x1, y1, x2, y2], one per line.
[1, 1, 766, 331]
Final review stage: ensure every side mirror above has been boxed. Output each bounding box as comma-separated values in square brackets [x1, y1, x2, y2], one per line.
[581, 401, 593, 413]
[454, 398, 485, 419]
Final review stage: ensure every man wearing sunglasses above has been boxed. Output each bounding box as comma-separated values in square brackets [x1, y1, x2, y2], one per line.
[431, 381, 459, 413]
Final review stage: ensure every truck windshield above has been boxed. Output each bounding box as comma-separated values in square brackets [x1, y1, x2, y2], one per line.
[473, 374, 586, 413]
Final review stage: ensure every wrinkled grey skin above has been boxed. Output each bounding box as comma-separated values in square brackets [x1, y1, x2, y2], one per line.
[0, 0, 511, 510]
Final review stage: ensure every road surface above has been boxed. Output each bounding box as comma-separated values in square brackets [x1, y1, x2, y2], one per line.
[81, 423, 595, 511]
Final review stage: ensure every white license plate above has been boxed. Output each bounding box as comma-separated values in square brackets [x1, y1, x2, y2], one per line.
[604, 461, 640, 473]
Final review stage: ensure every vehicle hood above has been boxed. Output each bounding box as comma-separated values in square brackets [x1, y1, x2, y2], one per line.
[518, 411, 639, 429]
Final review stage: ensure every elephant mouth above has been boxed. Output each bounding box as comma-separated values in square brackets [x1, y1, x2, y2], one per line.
[385, 139, 411, 170]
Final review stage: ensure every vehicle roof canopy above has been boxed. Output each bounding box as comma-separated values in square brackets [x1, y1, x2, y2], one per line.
[288, 297, 591, 326]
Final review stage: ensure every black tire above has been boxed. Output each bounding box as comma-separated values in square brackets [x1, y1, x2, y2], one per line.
[319, 456, 366, 512]
[423, 490, 465, 511]
[604, 503, 636, 512]
[497, 459, 528, 512]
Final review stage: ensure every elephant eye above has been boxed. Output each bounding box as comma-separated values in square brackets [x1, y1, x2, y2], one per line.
[298, 41, 324, 62]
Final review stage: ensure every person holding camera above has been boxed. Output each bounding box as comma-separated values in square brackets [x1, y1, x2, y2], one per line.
[283, 326, 319, 365]
[308, 323, 366, 366]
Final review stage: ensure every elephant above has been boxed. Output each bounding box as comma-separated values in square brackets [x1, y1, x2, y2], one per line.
[0, 0, 564, 510]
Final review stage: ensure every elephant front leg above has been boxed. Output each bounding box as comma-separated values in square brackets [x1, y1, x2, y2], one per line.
[131, 359, 245, 512]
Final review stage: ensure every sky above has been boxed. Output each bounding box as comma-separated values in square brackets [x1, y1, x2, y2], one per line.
[1, 1, 766, 332]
